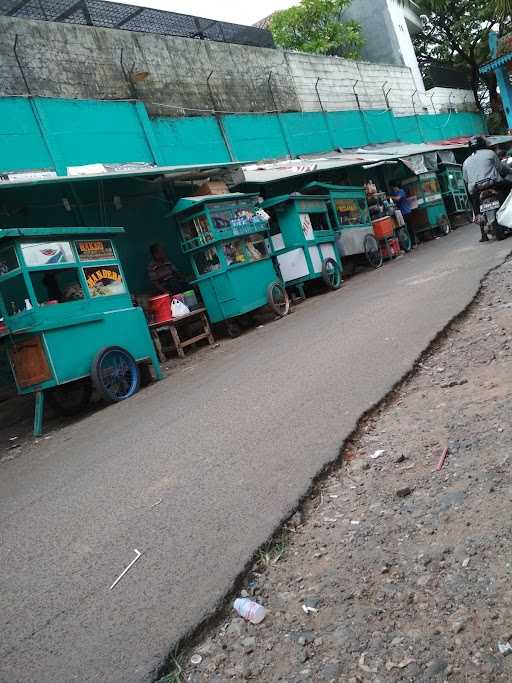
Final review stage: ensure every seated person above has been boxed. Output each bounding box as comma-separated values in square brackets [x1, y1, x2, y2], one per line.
[148, 243, 190, 295]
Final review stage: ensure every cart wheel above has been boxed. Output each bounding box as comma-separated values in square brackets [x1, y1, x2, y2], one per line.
[225, 320, 242, 338]
[322, 258, 342, 290]
[364, 234, 383, 269]
[91, 346, 140, 403]
[397, 227, 412, 253]
[438, 218, 451, 236]
[267, 281, 290, 317]
[47, 379, 92, 417]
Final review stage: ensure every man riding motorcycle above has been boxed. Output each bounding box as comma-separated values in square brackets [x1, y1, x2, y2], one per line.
[462, 135, 512, 242]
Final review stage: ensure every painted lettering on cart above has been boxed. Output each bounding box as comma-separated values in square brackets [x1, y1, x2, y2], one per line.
[76, 240, 114, 261]
[84, 265, 125, 297]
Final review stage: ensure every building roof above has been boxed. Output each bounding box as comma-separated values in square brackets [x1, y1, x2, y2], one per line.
[0, 161, 246, 191]
[242, 136, 512, 185]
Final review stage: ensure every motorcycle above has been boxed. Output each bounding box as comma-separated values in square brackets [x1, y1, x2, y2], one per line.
[474, 178, 512, 241]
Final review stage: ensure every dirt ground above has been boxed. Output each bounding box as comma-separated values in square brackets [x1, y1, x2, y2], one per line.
[167, 255, 512, 683]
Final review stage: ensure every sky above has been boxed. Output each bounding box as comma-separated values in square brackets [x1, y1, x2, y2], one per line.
[114, 0, 298, 25]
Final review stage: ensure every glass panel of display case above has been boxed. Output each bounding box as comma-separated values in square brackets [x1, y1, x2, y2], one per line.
[0, 273, 30, 314]
[30, 268, 86, 303]
[21, 241, 75, 267]
[0, 246, 20, 276]
[334, 198, 369, 226]
[181, 214, 213, 246]
[194, 247, 221, 275]
[84, 265, 126, 297]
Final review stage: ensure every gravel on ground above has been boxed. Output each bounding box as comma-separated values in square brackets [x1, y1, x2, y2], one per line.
[169, 256, 512, 683]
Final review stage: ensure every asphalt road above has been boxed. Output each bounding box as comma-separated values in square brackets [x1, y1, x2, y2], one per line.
[1, 225, 510, 683]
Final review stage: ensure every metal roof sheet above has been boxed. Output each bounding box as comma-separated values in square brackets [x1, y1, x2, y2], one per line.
[0, 227, 126, 240]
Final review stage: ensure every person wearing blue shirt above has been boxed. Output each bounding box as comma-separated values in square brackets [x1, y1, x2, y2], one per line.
[391, 182, 415, 247]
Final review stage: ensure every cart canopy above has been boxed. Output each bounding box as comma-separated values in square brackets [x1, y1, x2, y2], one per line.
[0, 227, 125, 241]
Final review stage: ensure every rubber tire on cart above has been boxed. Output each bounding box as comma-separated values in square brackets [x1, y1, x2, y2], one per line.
[267, 281, 290, 317]
[397, 227, 412, 253]
[437, 218, 451, 236]
[321, 258, 342, 290]
[364, 234, 383, 269]
[46, 378, 92, 417]
[91, 346, 140, 403]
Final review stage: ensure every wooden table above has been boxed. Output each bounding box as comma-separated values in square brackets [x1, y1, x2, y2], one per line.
[149, 307, 215, 361]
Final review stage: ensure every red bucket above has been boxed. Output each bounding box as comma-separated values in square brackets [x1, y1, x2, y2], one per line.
[149, 294, 172, 323]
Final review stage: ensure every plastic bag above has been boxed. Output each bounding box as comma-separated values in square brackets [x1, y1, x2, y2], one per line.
[497, 190, 512, 228]
[171, 298, 190, 318]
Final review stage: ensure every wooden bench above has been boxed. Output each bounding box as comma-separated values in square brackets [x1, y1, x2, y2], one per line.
[149, 307, 215, 361]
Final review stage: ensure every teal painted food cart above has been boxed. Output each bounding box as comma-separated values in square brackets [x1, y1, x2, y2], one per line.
[171, 193, 289, 336]
[402, 172, 451, 240]
[302, 182, 382, 272]
[261, 193, 343, 295]
[0, 227, 162, 435]
[437, 163, 471, 222]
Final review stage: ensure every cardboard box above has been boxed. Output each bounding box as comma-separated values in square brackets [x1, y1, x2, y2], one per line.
[194, 179, 229, 196]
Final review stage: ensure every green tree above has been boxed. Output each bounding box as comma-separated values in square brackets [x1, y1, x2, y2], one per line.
[270, 0, 363, 59]
[409, 0, 511, 124]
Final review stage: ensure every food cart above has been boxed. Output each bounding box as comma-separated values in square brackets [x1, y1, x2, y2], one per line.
[437, 162, 471, 222]
[302, 182, 382, 272]
[261, 193, 342, 295]
[0, 227, 162, 435]
[171, 193, 289, 336]
[401, 172, 451, 240]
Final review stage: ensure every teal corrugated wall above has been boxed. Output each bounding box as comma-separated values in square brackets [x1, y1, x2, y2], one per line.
[152, 116, 231, 165]
[32, 99, 157, 173]
[0, 97, 487, 176]
[0, 98, 54, 172]
[222, 114, 290, 161]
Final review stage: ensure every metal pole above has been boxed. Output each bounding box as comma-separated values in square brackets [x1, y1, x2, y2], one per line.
[268, 71, 292, 158]
[429, 92, 437, 114]
[381, 81, 390, 109]
[120, 48, 137, 99]
[411, 89, 423, 141]
[353, 79, 369, 144]
[13, 34, 30, 95]
[315, 77, 336, 151]
[207, 70, 236, 162]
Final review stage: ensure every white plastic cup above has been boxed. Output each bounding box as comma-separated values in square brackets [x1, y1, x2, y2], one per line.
[233, 597, 266, 624]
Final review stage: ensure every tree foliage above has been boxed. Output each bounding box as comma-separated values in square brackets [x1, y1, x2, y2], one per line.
[270, 0, 363, 59]
[410, 0, 511, 124]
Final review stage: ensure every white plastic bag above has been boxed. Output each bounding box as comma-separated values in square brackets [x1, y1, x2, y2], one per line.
[497, 190, 512, 228]
[171, 298, 190, 318]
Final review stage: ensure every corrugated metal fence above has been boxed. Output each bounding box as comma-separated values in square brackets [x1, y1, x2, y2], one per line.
[0, 97, 486, 175]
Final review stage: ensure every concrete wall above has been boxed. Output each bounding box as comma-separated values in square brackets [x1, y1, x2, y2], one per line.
[428, 87, 477, 113]
[285, 52, 430, 117]
[0, 15, 475, 120]
[0, 16, 299, 117]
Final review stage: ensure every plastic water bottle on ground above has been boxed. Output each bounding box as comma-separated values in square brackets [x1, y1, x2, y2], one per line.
[233, 597, 266, 624]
